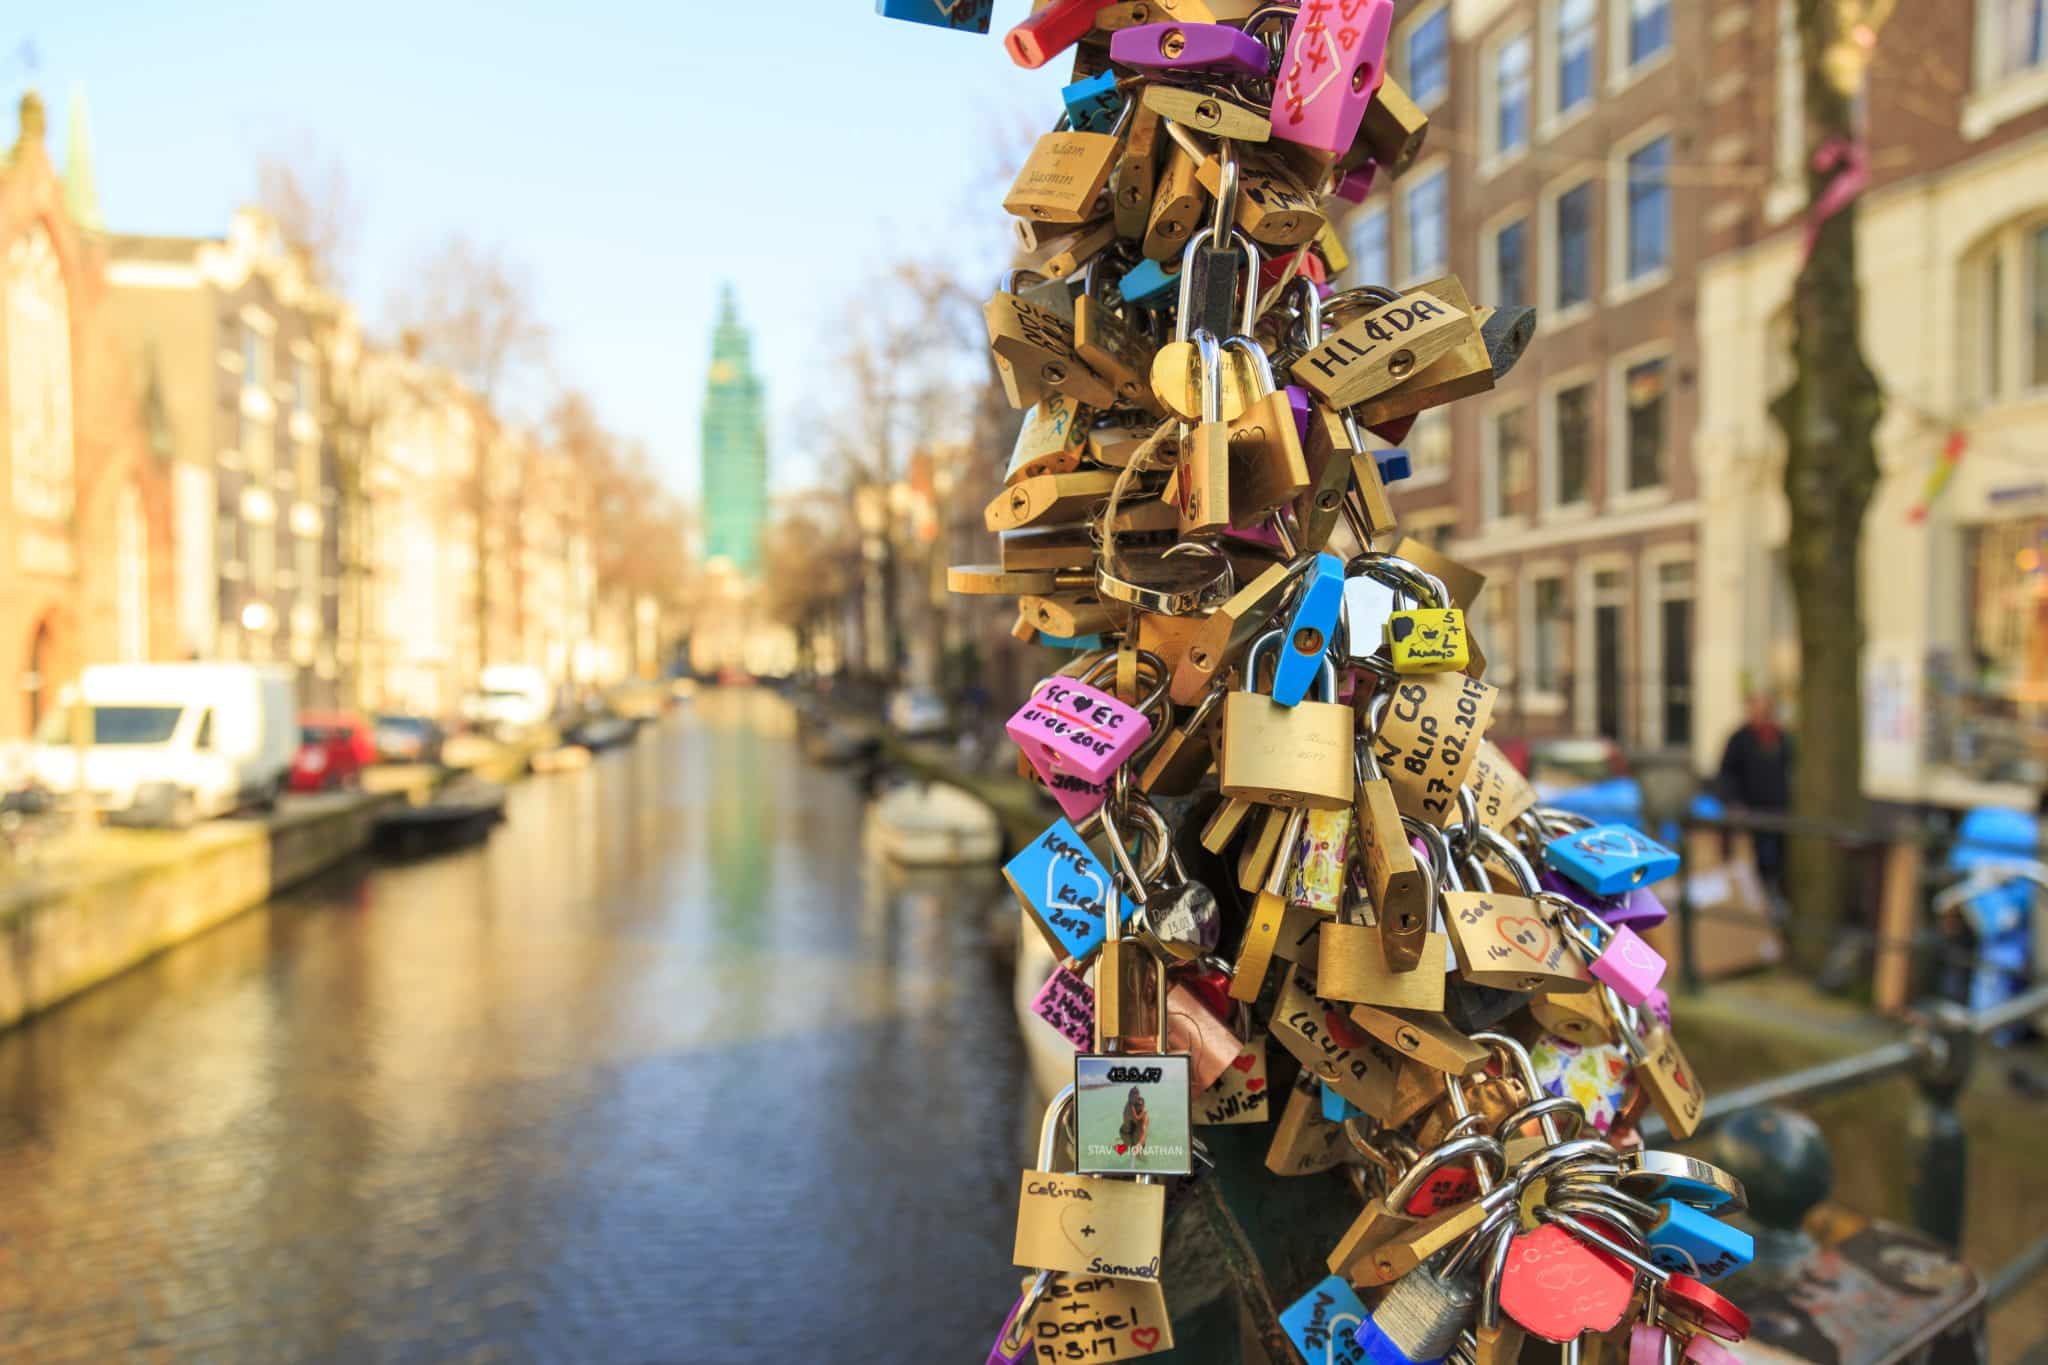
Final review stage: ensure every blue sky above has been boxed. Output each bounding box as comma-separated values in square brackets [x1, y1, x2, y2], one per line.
[15, 1, 1053, 496]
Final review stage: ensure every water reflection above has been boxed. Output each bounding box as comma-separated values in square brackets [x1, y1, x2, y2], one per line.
[0, 689, 1027, 1363]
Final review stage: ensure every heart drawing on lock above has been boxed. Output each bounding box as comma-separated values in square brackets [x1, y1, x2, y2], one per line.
[1131, 1327, 1161, 1350]
[1059, 1200, 1105, 1256]
[1230, 1051, 1258, 1072]
[1496, 916, 1553, 963]
[1044, 857, 1109, 926]
[1245, 1076, 1265, 1092]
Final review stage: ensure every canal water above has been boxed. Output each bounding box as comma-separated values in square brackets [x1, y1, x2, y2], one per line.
[0, 689, 1031, 1364]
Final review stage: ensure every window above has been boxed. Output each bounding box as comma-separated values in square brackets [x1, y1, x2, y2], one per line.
[7, 223, 74, 523]
[1622, 357, 1668, 491]
[1532, 577, 1570, 694]
[1626, 0, 1671, 68]
[1482, 583, 1517, 686]
[1403, 168, 1448, 280]
[1487, 406, 1530, 521]
[1409, 407, 1451, 484]
[1984, 0, 2047, 82]
[1553, 381, 1594, 506]
[1494, 32, 1533, 157]
[1495, 218, 1529, 307]
[244, 413, 276, 480]
[1407, 4, 1451, 108]
[1349, 205, 1390, 286]
[1554, 181, 1594, 311]
[1556, 0, 1597, 116]
[241, 324, 271, 390]
[1965, 219, 2048, 402]
[294, 357, 315, 415]
[1623, 136, 1672, 281]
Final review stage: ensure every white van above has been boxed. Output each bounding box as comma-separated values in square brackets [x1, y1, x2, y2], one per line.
[33, 664, 298, 827]
[464, 664, 555, 737]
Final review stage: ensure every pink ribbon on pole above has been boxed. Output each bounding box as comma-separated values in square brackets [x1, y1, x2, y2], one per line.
[1801, 137, 1869, 265]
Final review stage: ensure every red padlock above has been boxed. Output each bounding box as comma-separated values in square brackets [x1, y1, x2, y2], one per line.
[1005, 0, 1118, 69]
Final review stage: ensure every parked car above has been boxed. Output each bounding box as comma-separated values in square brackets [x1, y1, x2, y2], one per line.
[373, 714, 445, 765]
[290, 712, 377, 793]
[32, 664, 298, 827]
[462, 664, 555, 739]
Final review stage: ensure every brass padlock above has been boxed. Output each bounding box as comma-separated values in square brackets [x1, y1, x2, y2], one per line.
[1218, 629, 1356, 810]
[1355, 72, 1428, 179]
[1291, 285, 1472, 410]
[1353, 275, 1495, 426]
[1005, 109, 1122, 224]
[1112, 98, 1165, 239]
[1004, 394, 1092, 486]
[1193, 144, 1324, 247]
[1025, 219, 1120, 282]
[1354, 700, 1432, 970]
[1317, 877, 1445, 1010]
[1142, 138, 1205, 261]
[1170, 555, 1302, 704]
[1265, 1073, 1352, 1177]
[1142, 82, 1273, 142]
[1013, 1089, 1166, 1278]
[1221, 334, 1311, 527]
[984, 470, 1121, 532]
[1175, 329, 1233, 538]
[986, 283, 1118, 410]
[1137, 683, 1225, 795]
[1073, 267, 1161, 413]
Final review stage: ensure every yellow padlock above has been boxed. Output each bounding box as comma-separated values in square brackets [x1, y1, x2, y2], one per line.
[1384, 608, 1469, 674]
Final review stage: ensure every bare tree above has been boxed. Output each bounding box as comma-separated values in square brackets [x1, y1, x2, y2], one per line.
[386, 235, 551, 412]
[1769, 0, 1889, 969]
[254, 134, 362, 289]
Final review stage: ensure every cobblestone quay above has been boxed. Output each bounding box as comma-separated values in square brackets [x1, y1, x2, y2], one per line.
[0, 689, 1030, 1363]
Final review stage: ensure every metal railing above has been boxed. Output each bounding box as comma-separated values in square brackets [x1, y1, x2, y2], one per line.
[1641, 982, 2048, 1311]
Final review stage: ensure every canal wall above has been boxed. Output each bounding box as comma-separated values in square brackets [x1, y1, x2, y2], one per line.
[0, 791, 396, 1029]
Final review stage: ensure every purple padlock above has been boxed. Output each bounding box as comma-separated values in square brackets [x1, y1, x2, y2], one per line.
[1031, 964, 1097, 1050]
[1110, 21, 1271, 78]
[1331, 163, 1378, 205]
[1642, 986, 1672, 1029]
[986, 1272, 1057, 1364]
[1286, 385, 1310, 445]
[1540, 867, 1669, 930]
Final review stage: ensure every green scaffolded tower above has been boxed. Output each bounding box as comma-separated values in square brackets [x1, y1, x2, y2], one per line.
[699, 285, 769, 577]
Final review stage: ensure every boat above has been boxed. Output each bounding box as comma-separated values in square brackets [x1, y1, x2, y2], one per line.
[868, 781, 1001, 867]
[372, 778, 507, 857]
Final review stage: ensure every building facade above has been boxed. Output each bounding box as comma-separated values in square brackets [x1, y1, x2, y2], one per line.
[699, 285, 768, 577]
[106, 207, 356, 708]
[0, 91, 174, 740]
[1694, 1, 2048, 805]
[1338, 0, 1707, 759]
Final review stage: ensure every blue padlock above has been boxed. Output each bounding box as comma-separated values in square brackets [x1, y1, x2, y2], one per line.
[1544, 823, 1681, 896]
[1280, 1275, 1370, 1365]
[1037, 631, 1103, 650]
[1272, 552, 1346, 706]
[1118, 257, 1181, 311]
[1320, 1083, 1362, 1123]
[1061, 69, 1123, 133]
[1354, 1315, 1446, 1365]
[1003, 819, 1127, 964]
[1647, 1198, 1754, 1282]
[874, 0, 994, 32]
[1374, 448, 1413, 483]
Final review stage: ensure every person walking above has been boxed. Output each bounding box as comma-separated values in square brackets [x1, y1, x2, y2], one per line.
[1716, 691, 1794, 895]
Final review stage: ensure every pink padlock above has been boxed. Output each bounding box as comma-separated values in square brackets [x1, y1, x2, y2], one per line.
[1560, 904, 1668, 1007]
[1023, 750, 1111, 822]
[1007, 676, 1153, 785]
[1031, 964, 1097, 1051]
[1685, 1334, 1744, 1364]
[1009, 655, 1163, 785]
[1643, 985, 1673, 1028]
[1270, 0, 1395, 155]
[1628, 1321, 1670, 1365]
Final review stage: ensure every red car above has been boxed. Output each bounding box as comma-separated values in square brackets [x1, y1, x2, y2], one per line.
[290, 712, 378, 793]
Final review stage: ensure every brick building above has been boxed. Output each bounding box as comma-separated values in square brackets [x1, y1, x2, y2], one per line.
[0, 91, 175, 740]
[106, 207, 358, 708]
[1337, 0, 1708, 759]
[1694, 1, 2048, 804]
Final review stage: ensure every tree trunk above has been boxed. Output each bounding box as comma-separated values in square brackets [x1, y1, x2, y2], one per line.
[1768, 0, 1885, 973]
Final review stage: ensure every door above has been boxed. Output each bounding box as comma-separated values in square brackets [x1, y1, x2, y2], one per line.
[1662, 596, 1694, 748]
[1595, 605, 1624, 740]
